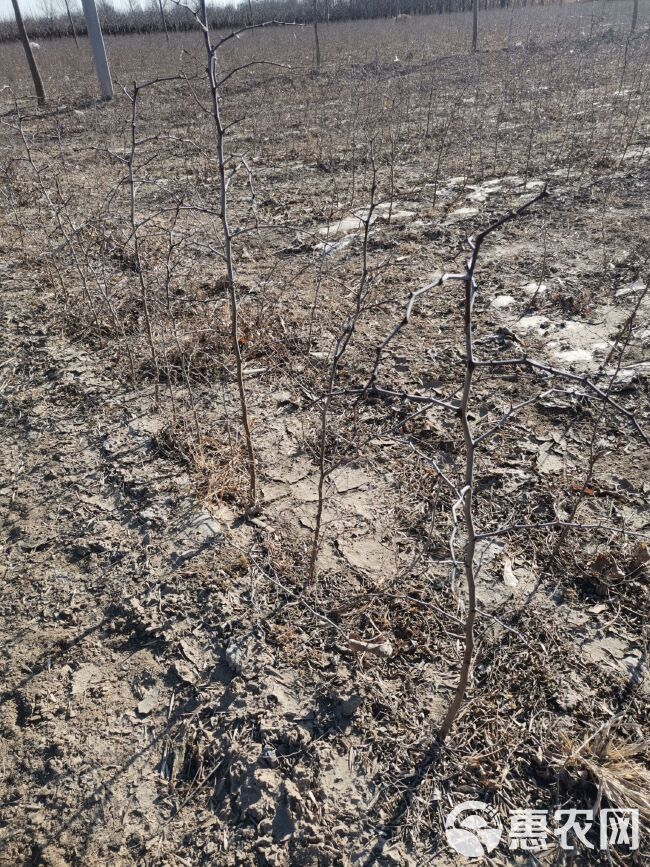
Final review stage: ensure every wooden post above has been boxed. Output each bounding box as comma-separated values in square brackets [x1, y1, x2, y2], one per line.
[472, 0, 478, 51]
[81, 0, 113, 101]
[10, 0, 46, 107]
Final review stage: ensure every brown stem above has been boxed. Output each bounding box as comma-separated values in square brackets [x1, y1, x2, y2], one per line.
[309, 148, 378, 579]
[128, 83, 160, 407]
[438, 189, 548, 741]
[199, 0, 257, 508]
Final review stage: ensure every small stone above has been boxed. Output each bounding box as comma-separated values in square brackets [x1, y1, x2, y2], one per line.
[261, 745, 278, 767]
[71, 663, 102, 696]
[137, 687, 160, 716]
[172, 660, 198, 685]
[190, 512, 221, 538]
[490, 295, 516, 308]
[226, 642, 245, 674]
[339, 695, 363, 717]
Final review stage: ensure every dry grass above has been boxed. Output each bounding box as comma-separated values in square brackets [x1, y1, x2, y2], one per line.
[552, 729, 650, 829]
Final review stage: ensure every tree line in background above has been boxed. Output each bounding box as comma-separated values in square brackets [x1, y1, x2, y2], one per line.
[0, 0, 568, 42]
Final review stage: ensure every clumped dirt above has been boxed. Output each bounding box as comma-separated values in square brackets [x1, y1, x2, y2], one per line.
[1, 5, 649, 866]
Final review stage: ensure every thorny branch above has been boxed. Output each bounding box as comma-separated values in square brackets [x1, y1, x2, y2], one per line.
[362, 185, 649, 741]
[193, 0, 260, 508]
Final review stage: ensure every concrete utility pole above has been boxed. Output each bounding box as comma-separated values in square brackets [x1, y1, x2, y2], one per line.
[11, 0, 46, 107]
[472, 0, 478, 51]
[313, 0, 321, 70]
[81, 0, 113, 100]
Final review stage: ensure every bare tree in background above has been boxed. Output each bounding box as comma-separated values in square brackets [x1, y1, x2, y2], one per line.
[631, 0, 638, 32]
[63, 0, 80, 47]
[157, 0, 170, 41]
[11, 0, 46, 107]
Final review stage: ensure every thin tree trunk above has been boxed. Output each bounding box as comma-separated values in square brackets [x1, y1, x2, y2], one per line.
[128, 82, 160, 406]
[158, 0, 170, 41]
[631, 0, 638, 32]
[437, 189, 547, 741]
[198, 0, 257, 508]
[63, 0, 79, 47]
[438, 270, 477, 741]
[11, 0, 46, 107]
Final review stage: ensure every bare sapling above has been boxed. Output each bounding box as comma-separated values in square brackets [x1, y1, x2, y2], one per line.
[202, 22, 258, 508]
[194, 1, 261, 508]
[364, 186, 649, 742]
[169, 3, 303, 509]
[437, 190, 547, 740]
